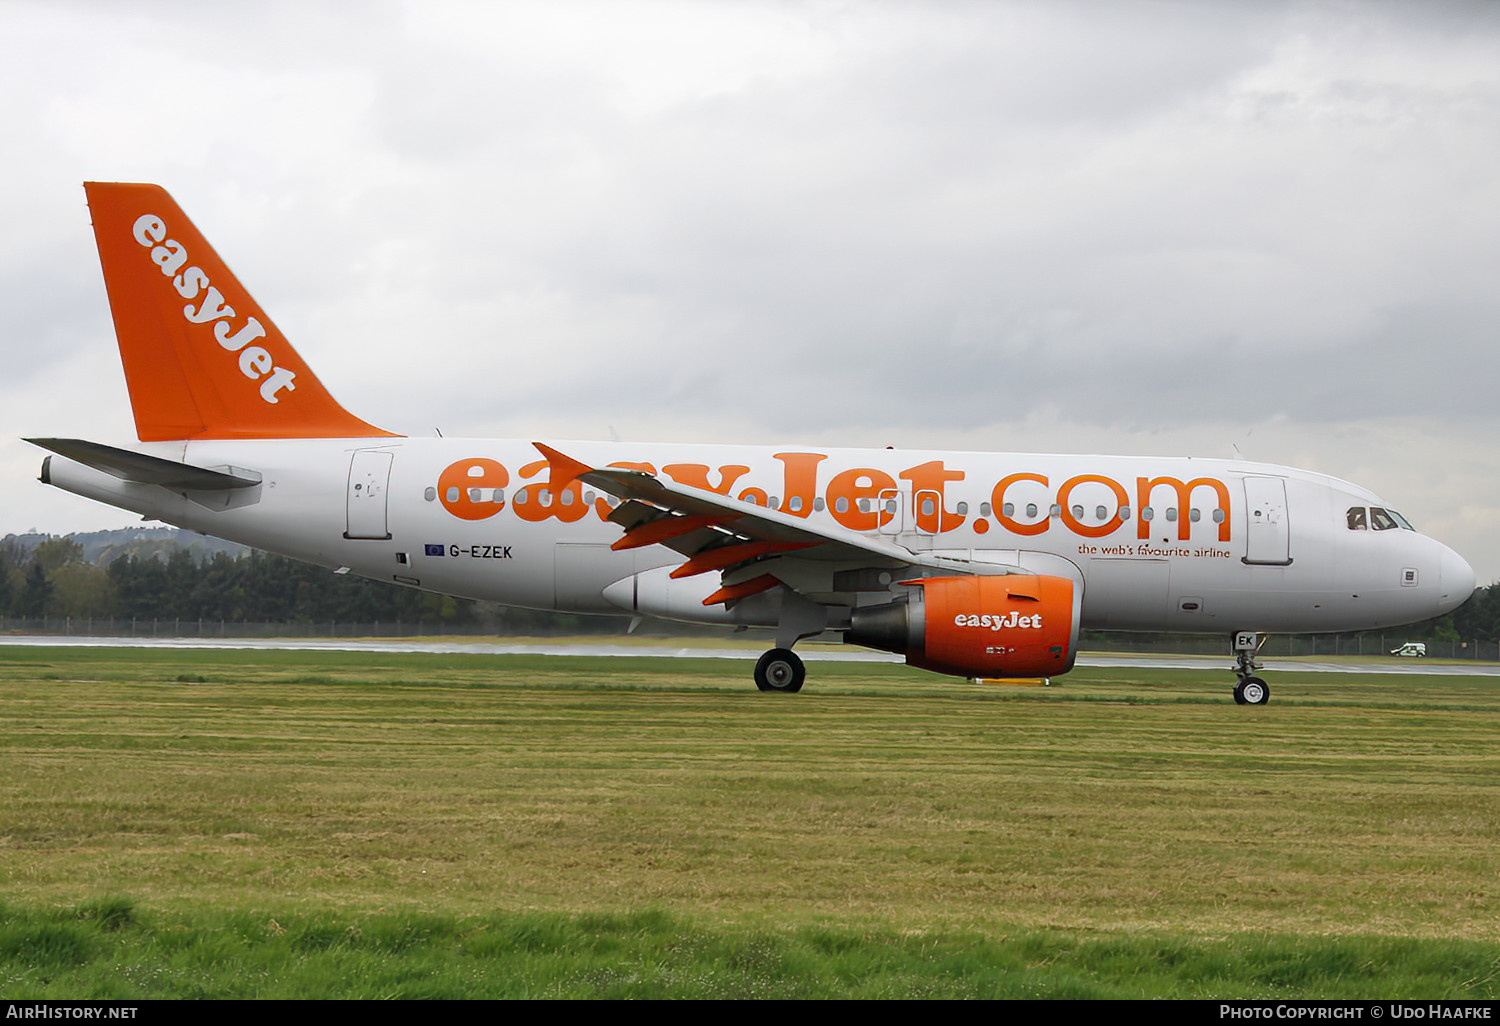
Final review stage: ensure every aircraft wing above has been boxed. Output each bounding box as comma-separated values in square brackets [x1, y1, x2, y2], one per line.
[534, 442, 989, 606]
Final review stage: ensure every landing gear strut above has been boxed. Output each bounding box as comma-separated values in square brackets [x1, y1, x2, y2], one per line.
[1231, 631, 1270, 705]
[751, 588, 823, 693]
[754, 648, 805, 693]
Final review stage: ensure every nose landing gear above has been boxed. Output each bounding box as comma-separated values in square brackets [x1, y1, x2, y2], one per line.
[1231, 631, 1270, 705]
[1233, 675, 1269, 705]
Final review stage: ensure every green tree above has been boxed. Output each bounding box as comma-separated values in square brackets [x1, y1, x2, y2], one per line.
[1452, 583, 1499, 643]
[0, 537, 22, 615]
[31, 537, 84, 574]
[109, 554, 168, 618]
[18, 563, 50, 617]
[48, 563, 117, 618]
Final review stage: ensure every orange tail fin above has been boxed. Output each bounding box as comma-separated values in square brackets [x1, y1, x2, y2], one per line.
[84, 182, 397, 441]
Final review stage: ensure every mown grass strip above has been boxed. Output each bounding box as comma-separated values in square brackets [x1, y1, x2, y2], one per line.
[2, 899, 1497, 999]
[2, 645, 1498, 997]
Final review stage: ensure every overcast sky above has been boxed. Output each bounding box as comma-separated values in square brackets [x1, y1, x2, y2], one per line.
[4, 0, 1499, 582]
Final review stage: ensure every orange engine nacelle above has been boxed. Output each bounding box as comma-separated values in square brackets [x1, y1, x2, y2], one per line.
[845, 574, 1080, 679]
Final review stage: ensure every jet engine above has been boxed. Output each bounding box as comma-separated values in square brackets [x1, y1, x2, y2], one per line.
[845, 574, 1080, 678]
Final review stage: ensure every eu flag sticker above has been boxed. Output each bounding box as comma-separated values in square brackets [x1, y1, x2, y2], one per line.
[424, 544, 446, 557]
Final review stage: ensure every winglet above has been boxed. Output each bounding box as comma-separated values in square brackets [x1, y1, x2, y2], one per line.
[84, 182, 397, 441]
[532, 442, 596, 488]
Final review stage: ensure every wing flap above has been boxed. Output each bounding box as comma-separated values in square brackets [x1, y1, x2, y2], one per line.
[536, 442, 924, 564]
[533, 443, 1024, 610]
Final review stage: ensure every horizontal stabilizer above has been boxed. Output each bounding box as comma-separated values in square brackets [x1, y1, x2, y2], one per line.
[26, 438, 260, 490]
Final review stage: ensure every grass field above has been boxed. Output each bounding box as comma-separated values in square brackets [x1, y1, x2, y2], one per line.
[2, 644, 1498, 998]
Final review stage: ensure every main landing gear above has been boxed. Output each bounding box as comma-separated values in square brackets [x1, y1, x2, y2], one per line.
[752, 590, 824, 693]
[1231, 631, 1270, 705]
[754, 648, 806, 693]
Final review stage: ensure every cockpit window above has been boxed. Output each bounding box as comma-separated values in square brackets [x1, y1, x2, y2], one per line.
[1349, 506, 1416, 532]
[1377, 507, 1415, 531]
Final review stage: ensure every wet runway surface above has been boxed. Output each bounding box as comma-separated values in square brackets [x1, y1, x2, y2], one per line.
[4, 635, 1499, 676]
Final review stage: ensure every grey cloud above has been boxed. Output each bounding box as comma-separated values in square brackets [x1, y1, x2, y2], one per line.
[6, 0, 1500, 579]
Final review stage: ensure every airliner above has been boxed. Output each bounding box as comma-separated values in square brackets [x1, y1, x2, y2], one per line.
[27, 183, 1476, 704]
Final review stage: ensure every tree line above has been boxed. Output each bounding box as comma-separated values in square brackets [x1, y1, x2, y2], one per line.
[0, 535, 616, 633]
[1, 533, 1496, 642]
[0, 536, 465, 624]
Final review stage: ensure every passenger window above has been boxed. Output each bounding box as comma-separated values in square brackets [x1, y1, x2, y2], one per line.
[424, 487, 436, 502]
[1071, 504, 1084, 520]
[1095, 505, 1107, 521]
[1347, 507, 1367, 531]
[1189, 508, 1201, 522]
[1212, 509, 1225, 523]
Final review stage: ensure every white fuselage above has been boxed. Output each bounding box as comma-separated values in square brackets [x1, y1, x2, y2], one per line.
[43, 436, 1474, 636]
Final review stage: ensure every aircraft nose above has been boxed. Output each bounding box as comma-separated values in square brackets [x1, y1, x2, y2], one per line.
[1437, 544, 1476, 616]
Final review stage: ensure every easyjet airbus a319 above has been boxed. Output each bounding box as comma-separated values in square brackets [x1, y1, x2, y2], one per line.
[29, 183, 1476, 704]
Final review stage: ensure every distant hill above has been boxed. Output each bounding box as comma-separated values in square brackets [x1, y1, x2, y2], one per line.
[3, 527, 249, 566]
